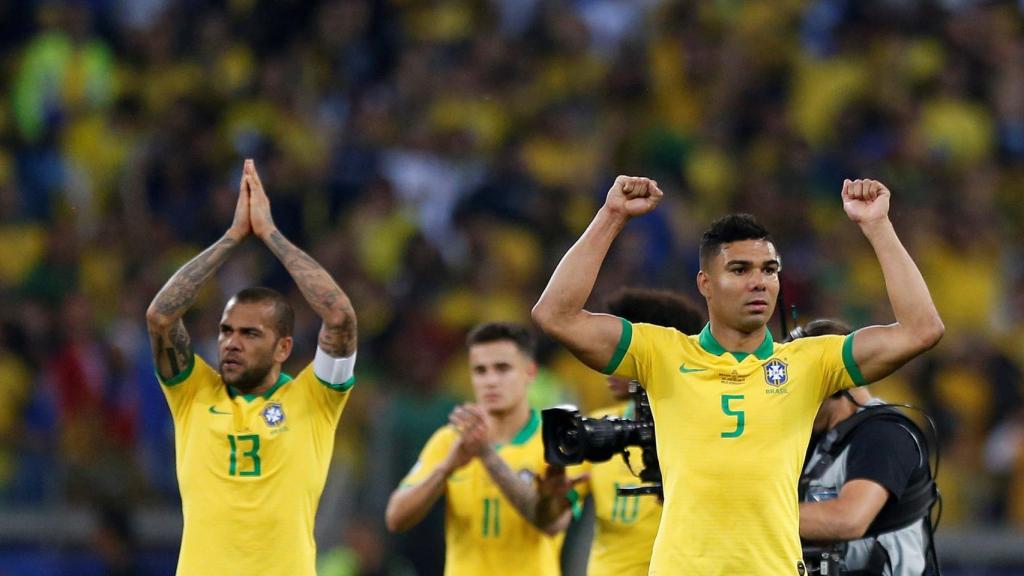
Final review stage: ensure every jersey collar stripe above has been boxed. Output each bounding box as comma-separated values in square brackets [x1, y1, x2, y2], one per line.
[229, 372, 294, 402]
[698, 323, 775, 361]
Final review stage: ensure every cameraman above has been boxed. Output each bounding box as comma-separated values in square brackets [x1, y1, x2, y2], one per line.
[541, 287, 705, 576]
[797, 320, 937, 576]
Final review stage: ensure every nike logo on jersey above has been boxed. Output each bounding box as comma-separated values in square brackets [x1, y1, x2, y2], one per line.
[679, 363, 706, 374]
[209, 406, 231, 415]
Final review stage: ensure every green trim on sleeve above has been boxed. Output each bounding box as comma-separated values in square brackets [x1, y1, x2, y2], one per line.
[156, 354, 195, 387]
[842, 333, 867, 387]
[567, 488, 583, 520]
[316, 374, 356, 392]
[601, 318, 633, 375]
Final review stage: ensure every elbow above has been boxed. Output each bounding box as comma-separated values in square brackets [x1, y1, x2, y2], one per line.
[531, 301, 553, 332]
[384, 504, 406, 534]
[837, 516, 871, 541]
[323, 310, 357, 334]
[916, 317, 945, 351]
[145, 304, 172, 332]
[531, 300, 569, 337]
[384, 496, 414, 534]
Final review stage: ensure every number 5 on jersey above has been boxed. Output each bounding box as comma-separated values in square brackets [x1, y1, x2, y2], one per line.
[720, 394, 745, 438]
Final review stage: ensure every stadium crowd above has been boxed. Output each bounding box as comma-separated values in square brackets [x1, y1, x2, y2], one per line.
[0, 0, 1022, 572]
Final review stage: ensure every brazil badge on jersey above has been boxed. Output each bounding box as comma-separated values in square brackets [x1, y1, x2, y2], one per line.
[401, 410, 563, 576]
[159, 354, 353, 576]
[605, 320, 862, 576]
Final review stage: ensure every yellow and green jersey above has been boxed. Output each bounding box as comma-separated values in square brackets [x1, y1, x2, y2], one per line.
[570, 402, 661, 576]
[160, 354, 353, 576]
[605, 321, 862, 576]
[400, 410, 563, 576]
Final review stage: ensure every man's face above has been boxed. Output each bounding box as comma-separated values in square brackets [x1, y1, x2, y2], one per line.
[218, 299, 292, 392]
[468, 340, 535, 415]
[698, 239, 780, 334]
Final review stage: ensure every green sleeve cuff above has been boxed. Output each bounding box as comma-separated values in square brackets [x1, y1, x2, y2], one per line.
[601, 318, 632, 375]
[317, 374, 356, 392]
[156, 354, 195, 387]
[842, 333, 867, 387]
[567, 488, 583, 520]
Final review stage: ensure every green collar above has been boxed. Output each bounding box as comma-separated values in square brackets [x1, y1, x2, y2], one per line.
[230, 371, 292, 403]
[496, 409, 540, 449]
[698, 323, 774, 362]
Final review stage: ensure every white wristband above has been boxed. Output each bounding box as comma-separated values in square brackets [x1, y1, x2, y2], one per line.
[314, 347, 356, 385]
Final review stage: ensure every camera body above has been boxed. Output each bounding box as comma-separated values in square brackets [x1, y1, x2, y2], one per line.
[541, 382, 662, 496]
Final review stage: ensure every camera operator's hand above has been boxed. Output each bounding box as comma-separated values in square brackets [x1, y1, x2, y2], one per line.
[535, 465, 590, 526]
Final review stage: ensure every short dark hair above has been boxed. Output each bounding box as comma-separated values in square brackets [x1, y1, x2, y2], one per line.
[466, 322, 537, 360]
[699, 213, 773, 268]
[230, 287, 295, 338]
[606, 287, 706, 335]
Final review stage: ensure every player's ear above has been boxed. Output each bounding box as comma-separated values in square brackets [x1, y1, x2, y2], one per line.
[697, 270, 710, 298]
[275, 336, 293, 363]
[525, 360, 538, 379]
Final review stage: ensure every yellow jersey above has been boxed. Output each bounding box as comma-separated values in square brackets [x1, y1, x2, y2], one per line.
[401, 410, 563, 576]
[160, 354, 353, 576]
[605, 321, 861, 576]
[571, 402, 661, 576]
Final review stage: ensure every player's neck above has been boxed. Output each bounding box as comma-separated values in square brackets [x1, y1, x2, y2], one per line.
[708, 320, 768, 354]
[488, 402, 531, 445]
[239, 366, 282, 397]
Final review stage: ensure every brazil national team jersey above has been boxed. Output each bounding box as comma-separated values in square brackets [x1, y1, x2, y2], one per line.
[570, 402, 662, 576]
[400, 410, 563, 576]
[159, 354, 353, 576]
[605, 321, 862, 576]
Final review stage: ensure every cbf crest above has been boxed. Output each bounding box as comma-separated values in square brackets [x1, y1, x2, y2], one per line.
[262, 402, 286, 427]
[763, 359, 789, 387]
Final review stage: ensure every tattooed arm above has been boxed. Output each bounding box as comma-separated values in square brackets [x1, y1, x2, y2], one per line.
[245, 161, 357, 356]
[146, 170, 252, 380]
[450, 404, 572, 535]
[479, 447, 572, 535]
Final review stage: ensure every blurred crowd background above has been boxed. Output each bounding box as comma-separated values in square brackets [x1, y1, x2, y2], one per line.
[1, 0, 1023, 574]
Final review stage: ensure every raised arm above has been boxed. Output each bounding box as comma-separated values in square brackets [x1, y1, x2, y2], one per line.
[145, 170, 251, 380]
[842, 179, 944, 383]
[532, 176, 663, 371]
[244, 161, 357, 357]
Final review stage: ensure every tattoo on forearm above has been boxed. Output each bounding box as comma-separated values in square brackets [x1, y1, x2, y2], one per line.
[481, 450, 542, 527]
[152, 236, 238, 318]
[165, 347, 180, 374]
[152, 320, 193, 379]
[266, 230, 357, 355]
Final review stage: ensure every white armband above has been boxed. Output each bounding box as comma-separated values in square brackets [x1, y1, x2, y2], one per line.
[314, 347, 357, 385]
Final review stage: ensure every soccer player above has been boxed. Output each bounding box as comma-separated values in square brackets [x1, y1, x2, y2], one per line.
[145, 159, 358, 576]
[547, 288, 705, 576]
[385, 322, 574, 575]
[532, 177, 944, 575]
